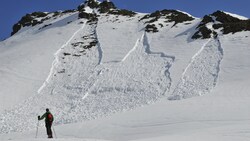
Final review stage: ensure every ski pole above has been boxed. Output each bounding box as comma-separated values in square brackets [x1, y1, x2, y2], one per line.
[35, 120, 39, 138]
[52, 125, 57, 139]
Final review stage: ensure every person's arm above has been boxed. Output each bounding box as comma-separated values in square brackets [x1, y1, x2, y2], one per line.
[38, 113, 46, 120]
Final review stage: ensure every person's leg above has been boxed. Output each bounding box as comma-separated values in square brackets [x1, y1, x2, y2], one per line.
[47, 122, 53, 138]
[45, 123, 50, 137]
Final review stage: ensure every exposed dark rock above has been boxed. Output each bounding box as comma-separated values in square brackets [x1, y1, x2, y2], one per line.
[89, 40, 98, 46]
[87, 17, 98, 24]
[214, 20, 250, 34]
[212, 11, 250, 34]
[16, 14, 33, 27]
[140, 9, 194, 26]
[79, 0, 99, 10]
[39, 24, 52, 30]
[83, 45, 92, 49]
[192, 15, 215, 39]
[77, 0, 117, 14]
[211, 11, 241, 23]
[78, 11, 97, 21]
[79, 50, 86, 53]
[77, 0, 116, 13]
[192, 26, 213, 39]
[31, 12, 48, 18]
[82, 35, 88, 39]
[71, 42, 84, 47]
[140, 9, 194, 33]
[197, 15, 214, 28]
[32, 20, 43, 26]
[63, 53, 71, 56]
[41, 17, 51, 22]
[99, 0, 116, 13]
[73, 54, 82, 57]
[11, 12, 49, 35]
[108, 9, 136, 17]
[145, 24, 159, 33]
[193, 11, 250, 39]
[82, 40, 98, 49]
[58, 69, 65, 73]
[62, 9, 76, 14]
[77, 4, 86, 11]
[159, 23, 164, 27]
[12, 24, 22, 36]
[52, 11, 61, 17]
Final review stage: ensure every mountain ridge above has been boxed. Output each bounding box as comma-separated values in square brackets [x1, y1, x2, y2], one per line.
[10, 0, 249, 39]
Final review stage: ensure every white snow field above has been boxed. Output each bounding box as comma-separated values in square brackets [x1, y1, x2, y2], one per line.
[0, 1, 250, 141]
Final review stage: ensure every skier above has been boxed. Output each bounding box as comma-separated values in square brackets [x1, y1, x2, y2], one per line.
[38, 108, 54, 138]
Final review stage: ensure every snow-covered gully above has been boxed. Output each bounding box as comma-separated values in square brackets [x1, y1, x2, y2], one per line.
[38, 20, 87, 93]
[142, 33, 175, 91]
[169, 37, 224, 100]
[93, 24, 103, 65]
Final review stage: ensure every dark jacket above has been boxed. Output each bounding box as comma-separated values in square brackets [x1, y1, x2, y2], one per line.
[38, 111, 54, 123]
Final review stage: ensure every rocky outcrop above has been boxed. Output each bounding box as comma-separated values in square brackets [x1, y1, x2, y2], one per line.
[145, 24, 159, 33]
[78, 12, 97, 21]
[99, 0, 116, 13]
[78, 0, 99, 11]
[212, 11, 250, 34]
[192, 11, 250, 39]
[140, 9, 194, 33]
[141, 10, 194, 26]
[77, 0, 116, 13]
[108, 9, 136, 17]
[11, 9, 78, 36]
[11, 12, 48, 35]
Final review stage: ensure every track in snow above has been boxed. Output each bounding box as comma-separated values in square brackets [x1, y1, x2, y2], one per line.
[169, 37, 223, 100]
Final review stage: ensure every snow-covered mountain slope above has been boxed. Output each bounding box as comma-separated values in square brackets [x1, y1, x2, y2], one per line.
[0, 0, 250, 140]
[0, 11, 83, 112]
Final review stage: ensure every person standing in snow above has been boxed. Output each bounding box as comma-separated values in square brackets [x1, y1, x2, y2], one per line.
[38, 108, 54, 138]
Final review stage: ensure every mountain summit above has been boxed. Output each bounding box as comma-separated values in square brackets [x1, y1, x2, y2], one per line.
[78, 0, 116, 12]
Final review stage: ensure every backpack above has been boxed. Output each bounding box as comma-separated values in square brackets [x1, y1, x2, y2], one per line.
[47, 113, 53, 122]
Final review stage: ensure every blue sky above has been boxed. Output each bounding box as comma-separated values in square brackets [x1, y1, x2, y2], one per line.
[0, 0, 249, 40]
